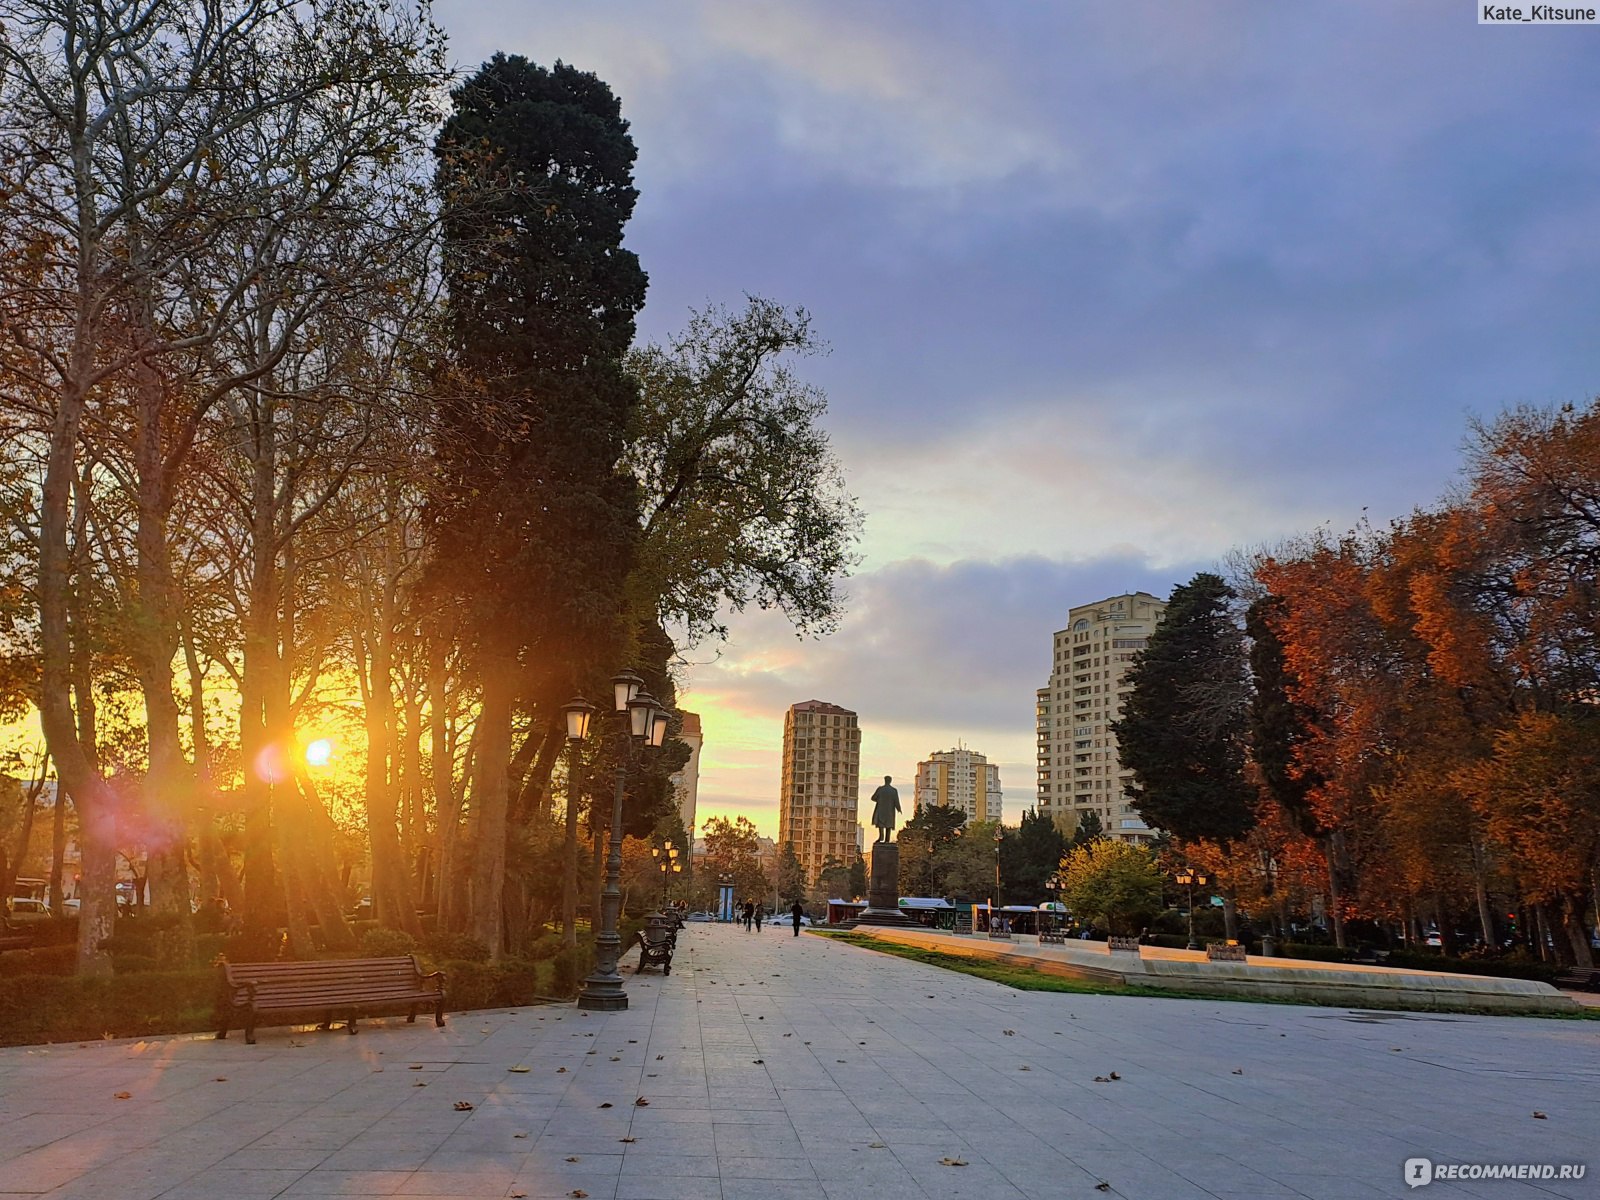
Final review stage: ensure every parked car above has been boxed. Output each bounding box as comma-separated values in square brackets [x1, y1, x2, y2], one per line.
[686, 911, 714, 922]
[7, 897, 52, 920]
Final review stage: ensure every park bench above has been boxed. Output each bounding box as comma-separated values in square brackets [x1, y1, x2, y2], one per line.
[1206, 942, 1248, 963]
[216, 955, 446, 1045]
[987, 921, 1013, 940]
[1108, 936, 1142, 954]
[1038, 930, 1067, 945]
[1554, 968, 1600, 993]
[631, 918, 675, 975]
[0, 917, 35, 952]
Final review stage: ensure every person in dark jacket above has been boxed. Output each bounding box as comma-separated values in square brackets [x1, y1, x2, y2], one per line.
[790, 900, 805, 937]
[742, 900, 755, 931]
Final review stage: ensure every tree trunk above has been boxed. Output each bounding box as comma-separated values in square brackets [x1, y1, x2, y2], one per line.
[130, 342, 195, 955]
[467, 667, 514, 958]
[38, 378, 119, 976]
[1324, 833, 1346, 949]
[49, 789, 68, 914]
[362, 603, 422, 937]
[563, 747, 580, 948]
[1472, 843, 1496, 947]
[0, 777, 40, 904]
[1561, 892, 1594, 968]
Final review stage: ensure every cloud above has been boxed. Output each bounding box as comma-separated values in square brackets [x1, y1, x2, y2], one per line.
[677, 551, 1208, 832]
[432, 1, 1600, 837]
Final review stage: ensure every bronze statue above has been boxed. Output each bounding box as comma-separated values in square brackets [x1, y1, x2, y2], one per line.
[870, 775, 900, 843]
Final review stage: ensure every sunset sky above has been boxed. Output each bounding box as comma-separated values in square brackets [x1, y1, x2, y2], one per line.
[435, 2, 1600, 840]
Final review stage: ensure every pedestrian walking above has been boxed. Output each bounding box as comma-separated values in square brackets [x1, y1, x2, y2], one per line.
[790, 899, 804, 937]
[754, 905, 763, 932]
[742, 900, 755, 931]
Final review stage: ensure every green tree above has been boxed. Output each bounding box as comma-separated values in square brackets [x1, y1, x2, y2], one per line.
[1060, 839, 1162, 935]
[998, 809, 1066, 904]
[1072, 810, 1104, 846]
[775, 840, 807, 903]
[848, 854, 867, 900]
[624, 298, 862, 645]
[1115, 573, 1256, 846]
[429, 55, 647, 954]
[813, 855, 850, 907]
[700, 815, 769, 904]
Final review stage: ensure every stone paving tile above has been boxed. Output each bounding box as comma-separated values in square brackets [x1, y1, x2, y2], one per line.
[0, 924, 1596, 1200]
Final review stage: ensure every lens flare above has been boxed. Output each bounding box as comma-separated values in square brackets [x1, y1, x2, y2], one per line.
[304, 738, 333, 767]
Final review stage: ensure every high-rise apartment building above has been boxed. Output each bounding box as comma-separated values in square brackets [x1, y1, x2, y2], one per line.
[779, 701, 861, 883]
[914, 747, 1002, 824]
[670, 712, 703, 837]
[1035, 591, 1166, 844]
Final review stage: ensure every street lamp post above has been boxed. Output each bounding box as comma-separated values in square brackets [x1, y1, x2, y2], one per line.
[577, 671, 669, 1012]
[560, 697, 596, 948]
[653, 840, 681, 909]
[1176, 868, 1209, 951]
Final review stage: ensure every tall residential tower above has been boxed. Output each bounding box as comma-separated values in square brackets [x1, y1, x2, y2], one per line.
[1036, 591, 1166, 844]
[913, 747, 1002, 824]
[779, 701, 861, 883]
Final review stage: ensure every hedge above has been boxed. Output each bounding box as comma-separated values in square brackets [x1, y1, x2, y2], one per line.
[0, 954, 571, 1047]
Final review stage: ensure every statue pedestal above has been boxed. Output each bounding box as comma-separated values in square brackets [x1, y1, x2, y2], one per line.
[855, 842, 912, 927]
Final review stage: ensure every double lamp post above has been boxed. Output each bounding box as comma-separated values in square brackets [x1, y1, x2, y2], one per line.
[1176, 866, 1210, 951]
[563, 670, 671, 1013]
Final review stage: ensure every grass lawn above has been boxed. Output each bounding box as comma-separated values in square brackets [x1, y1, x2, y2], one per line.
[812, 930, 1600, 1020]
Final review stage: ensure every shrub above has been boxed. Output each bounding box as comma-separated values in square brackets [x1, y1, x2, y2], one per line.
[111, 955, 160, 975]
[1383, 949, 1558, 983]
[359, 928, 418, 958]
[550, 945, 588, 998]
[1278, 942, 1355, 963]
[420, 930, 490, 963]
[523, 931, 563, 962]
[2, 944, 76, 975]
[0, 968, 214, 1046]
[437, 957, 540, 1009]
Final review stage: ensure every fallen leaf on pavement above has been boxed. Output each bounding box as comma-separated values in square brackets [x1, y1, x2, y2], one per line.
[752, 1059, 764, 1065]
[509, 1066, 530, 1073]
[634, 1097, 649, 1106]
[1095, 1183, 1111, 1192]
[1533, 1111, 1548, 1119]
[1093, 1076, 1110, 1083]
[1109, 1071, 1120, 1080]
[1019, 1066, 1030, 1071]
[619, 1136, 637, 1143]
[557, 1067, 568, 1073]
[454, 1101, 473, 1111]
[566, 1156, 579, 1162]
[655, 1054, 664, 1060]
[409, 1064, 424, 1070]
[939, 1157, 968, 1167]
[213, 1077, 227, 1082]
[869, 1142, 885, 1149]
[1003, 1029, 1015, 1036]
[598, 1102, 612, 1109]
[569, 1191, 587, 1198]
[1231, 1069, 1243, 1075]
[114, 1092, 131, 1100]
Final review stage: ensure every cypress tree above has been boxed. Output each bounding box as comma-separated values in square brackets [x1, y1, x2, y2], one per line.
[1114, 573, 1256, 845]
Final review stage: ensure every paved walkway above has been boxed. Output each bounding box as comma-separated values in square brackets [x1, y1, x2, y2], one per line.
[1, 923, 1595, 1200]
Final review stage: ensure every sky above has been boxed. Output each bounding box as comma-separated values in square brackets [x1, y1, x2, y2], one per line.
[434, 1, 1600, 840]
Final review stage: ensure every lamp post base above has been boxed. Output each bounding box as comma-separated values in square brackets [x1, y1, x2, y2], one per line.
[576, 974, 629, 1011]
